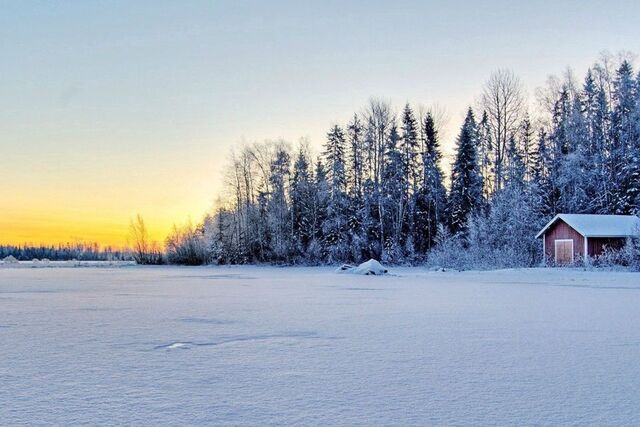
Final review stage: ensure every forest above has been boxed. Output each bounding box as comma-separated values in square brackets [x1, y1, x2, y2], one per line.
[6, 53, 640, 268]
[161, 53, 637, 268]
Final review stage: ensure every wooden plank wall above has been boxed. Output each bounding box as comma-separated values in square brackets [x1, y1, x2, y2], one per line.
[544, 220, 584, 263]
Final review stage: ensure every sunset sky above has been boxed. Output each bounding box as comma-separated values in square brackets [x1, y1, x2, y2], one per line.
[2, 0, 639, 247]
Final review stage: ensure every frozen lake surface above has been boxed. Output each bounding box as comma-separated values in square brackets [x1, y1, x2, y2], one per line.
[1, 266, 640, 425]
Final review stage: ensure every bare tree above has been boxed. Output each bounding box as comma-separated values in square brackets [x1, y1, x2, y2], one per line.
[481, 69, 525, 192]
[128, 214, 162, 264]
[364, 98, 393, 187]
[363, 98, 394, 257]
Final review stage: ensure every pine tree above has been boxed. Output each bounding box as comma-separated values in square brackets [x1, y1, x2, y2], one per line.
[506, 134, 526, 188]
[291, 145, 314, 257]
[307, 159, 329, 262]
[519, 114, 535, 182]
[415, 112, 447, 252]
[382, 123, 406, 262]
[323, 125, 350, 262]
[557, 94, 590, 213]
[347, 114, 364, 199]
[448, 108, 484, 235]
[529, 128, 552, 217]
[628, 71, 640, 213]
[582, 69, 610, 212]
[266, 147, 292, 261]
[400, 104, 420, 254]
[400, 104, 420, 193]
[477, 111, 494, 199]
[611, 61, 639, 213]
[346, 114, 367, 259]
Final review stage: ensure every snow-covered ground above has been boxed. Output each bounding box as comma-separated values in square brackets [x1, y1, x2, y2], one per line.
[1, 266, 640, 425]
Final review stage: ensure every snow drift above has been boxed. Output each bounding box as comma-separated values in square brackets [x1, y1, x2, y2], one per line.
[338, 259, 389, 275]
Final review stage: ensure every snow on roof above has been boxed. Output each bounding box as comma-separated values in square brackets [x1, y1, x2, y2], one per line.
[536, 214, 640, 238]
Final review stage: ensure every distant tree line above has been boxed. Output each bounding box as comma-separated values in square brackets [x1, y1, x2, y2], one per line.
[0, 242, 130, 262]
[160, 52, 640, 267]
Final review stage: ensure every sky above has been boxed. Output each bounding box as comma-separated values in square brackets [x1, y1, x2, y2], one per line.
[1, 0, 639, 247]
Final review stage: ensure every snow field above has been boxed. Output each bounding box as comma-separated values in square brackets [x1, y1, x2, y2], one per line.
[1, 266, 639, 425]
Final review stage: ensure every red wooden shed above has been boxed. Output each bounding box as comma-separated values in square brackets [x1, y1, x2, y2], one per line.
[536, 214, 640, 265]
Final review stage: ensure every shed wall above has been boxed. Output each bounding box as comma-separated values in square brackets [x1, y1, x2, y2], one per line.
[544, 220, 584, 264]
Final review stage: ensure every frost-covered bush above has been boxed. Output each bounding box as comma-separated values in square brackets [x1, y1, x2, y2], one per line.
[427, 187, 545, 270]
[165, 222, 209, 265]
[302, 239, 324, 265]
[595, 238, 640, 270]
[427, 225, 475, 269]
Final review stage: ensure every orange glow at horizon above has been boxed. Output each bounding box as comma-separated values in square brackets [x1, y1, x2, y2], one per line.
[0, 205, 215, 248]
[0, 207, 200, 249]
[0, 152, 223, 248]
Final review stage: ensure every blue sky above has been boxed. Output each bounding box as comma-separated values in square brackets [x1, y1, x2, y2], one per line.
[1, 0, 639, 244]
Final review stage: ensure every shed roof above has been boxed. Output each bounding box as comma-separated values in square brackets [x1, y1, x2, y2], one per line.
[536, 214, 640, 239]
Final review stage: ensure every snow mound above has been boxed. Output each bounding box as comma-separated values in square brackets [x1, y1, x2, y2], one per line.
[338, 259, 389, 275]
[167, 342, 190, 350]
[2, 255, 18, 264]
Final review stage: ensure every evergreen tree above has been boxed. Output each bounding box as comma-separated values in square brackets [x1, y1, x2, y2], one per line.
[346, 114, 367, 259]
[582, 69, 610, 212]
[506, 134, 526, 188]
[323, 125, 350, 262]
[382, 123, 406, 262]
[400, 104, 420, 254]
[307, 159, 329, 262]
[628, 71, 640, 213]
[556, 94, 590, 213]
[400, 103, 420, 193]
[291, 145, 314, 257]
[266, 147, 292, 261]
[415, 112, 447, 252]
[519, 114, 535, 182]
[448, 108, 484, 234]
[477, 111, 494, 199]
[347, 114, 364, 199]
[529, 128, 552, 217]
[611, 61, 639, 213]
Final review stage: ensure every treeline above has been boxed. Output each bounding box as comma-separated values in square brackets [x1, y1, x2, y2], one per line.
[0, 242, 130, 261]
[171, 53, 640, 267]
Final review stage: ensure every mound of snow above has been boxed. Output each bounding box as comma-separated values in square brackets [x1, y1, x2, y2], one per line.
[338, 259, 389, 275]
[2, 255, 18, 264]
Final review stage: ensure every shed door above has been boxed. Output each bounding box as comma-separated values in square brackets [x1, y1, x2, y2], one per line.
[555, 239, 574, 265]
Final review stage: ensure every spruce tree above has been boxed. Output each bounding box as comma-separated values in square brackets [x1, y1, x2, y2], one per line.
[448, 108, 484, 235]
[612, 61, 639, 213]
[400, 104, 420, 253]
[382, 123, 406, 262]
[323, 125, 349, 262]
[415, 112, 447, 252]
[291, 146, 314, 256]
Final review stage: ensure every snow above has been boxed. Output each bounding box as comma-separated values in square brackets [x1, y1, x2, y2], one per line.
[337, 259, 389, 275]
[536, 214, 640, 238]
[2, 266, 640, 425]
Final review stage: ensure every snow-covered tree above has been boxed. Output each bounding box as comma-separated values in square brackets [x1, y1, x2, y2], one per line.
[448, 108, 484, 235]
[415, 112, 447, 252]
[323, 125, 350, 262]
